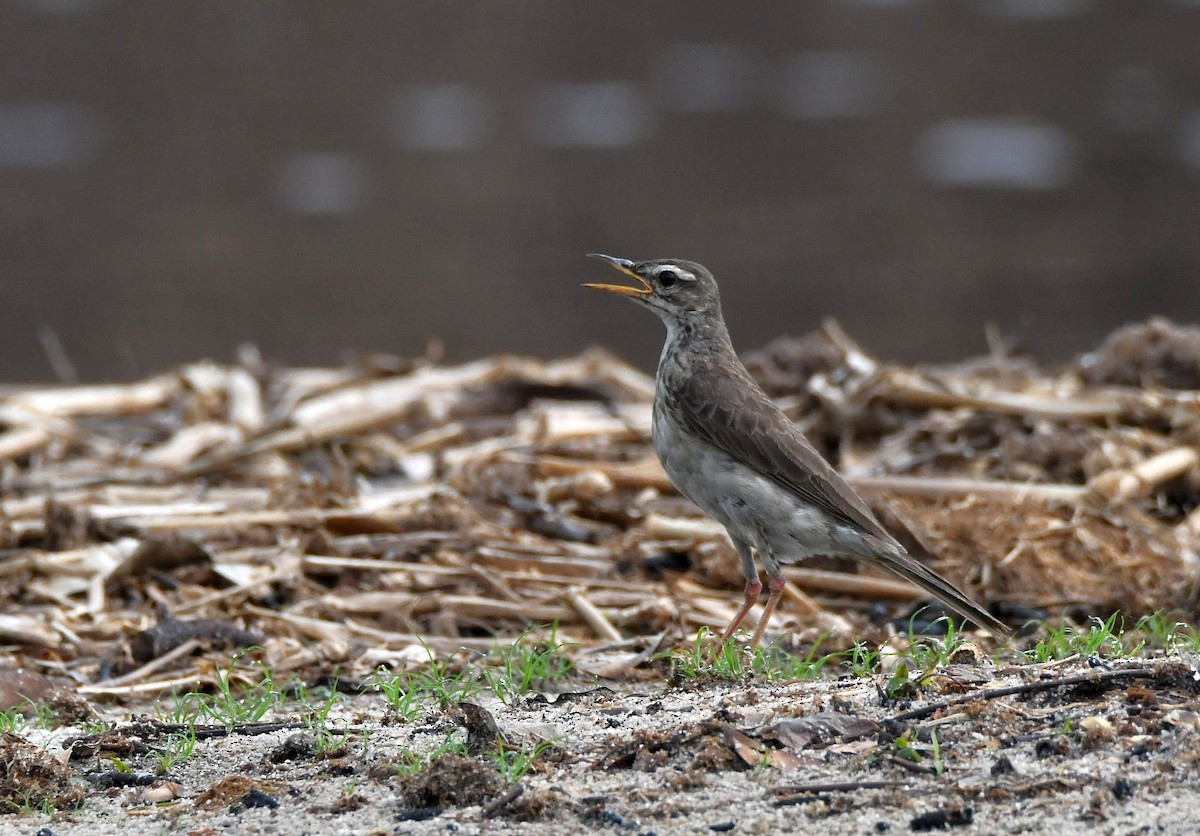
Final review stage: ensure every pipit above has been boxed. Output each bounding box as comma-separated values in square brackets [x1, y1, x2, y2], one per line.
[585, 254, 1009, 646]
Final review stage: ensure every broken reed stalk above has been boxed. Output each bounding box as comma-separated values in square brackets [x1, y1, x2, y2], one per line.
[774, 780, 902, 802]
[88, 638, 204, 690]
[6, 375, 178, 417]
[0, 425, 54, 462]
[564, 587, 622, 641]
[849, 475, 1085, 504]
[1085, 446, 1200, 504]
[877, 369, 1127, 420]
[77, 672, 213, 697]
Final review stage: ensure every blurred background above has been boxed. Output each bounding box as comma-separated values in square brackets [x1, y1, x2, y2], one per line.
[2, 0, 1199, 382]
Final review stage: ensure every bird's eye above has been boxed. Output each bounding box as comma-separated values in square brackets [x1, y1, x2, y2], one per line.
[657, 270, 678, 288]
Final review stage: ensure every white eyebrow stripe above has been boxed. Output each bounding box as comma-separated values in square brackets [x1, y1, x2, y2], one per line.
[651, 264, 696, 281]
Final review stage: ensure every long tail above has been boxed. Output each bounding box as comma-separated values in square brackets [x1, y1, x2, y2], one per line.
[874, 543, 1011, 637]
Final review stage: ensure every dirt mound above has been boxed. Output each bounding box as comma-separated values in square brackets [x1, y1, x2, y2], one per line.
[0, 733, 84, 814]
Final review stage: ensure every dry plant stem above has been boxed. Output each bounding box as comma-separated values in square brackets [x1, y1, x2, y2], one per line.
[37, 326, 78, 383]
[171, 574, 294, 616]
[564, 587, 622, 641]
[334, 619, 499, 653]
[820, 318, 879, 375]
[250, 611, 501, 658]
[774, 780, 901, 800]
[877, 369, 1126, 420]
[299, 555, 469, 576]
[888, 667, 1158, 724]
[0, 425, 54, 462]
[319, 590, 588, 625]
[468, 564, 524, 603]
[78, 672, 212, 697]
[108, 507, 401, 532]
[780, 581, 825, 618]
[534, 455, 674, 491]
[6, 375, 178, 417]
[0, 488, 91, 520]
[643, 513, 723, 539]
[997, 654, 1080, 675]
[140, 422, 243, 469]
[226, 368, 265, 434]
[545, 457, 1092, 506]
[1177, 505, 1200, 541]
[851, 475, 1085, 504]
[888, 755, 939, 775]
[475, 547, 615, 579]
[482, 783, 525, 818]
[1086, 446, 1200, 504]
[303, 554, 658, 597]
[243, 607, 350, 645]
[90, 638, 203, 690]
[142, 721, 313, 740]
[0, 613, 61, 647]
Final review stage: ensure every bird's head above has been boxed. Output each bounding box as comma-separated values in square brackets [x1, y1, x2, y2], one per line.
[584, 254, 721, 324]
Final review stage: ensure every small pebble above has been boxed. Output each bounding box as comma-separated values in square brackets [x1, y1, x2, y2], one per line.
[142, 781, 183, 803]
[990, 755, 1016, 776]
[911, 808, 973, 831]
[1080, 716, 1116, 748]
[240, 788, 279, 810]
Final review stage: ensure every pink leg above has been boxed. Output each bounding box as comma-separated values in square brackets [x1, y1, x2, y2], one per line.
[748, 575, 787, 648]
[720, 579, 763, 641]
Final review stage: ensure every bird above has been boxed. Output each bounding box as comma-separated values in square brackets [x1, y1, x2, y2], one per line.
[585, 254, 1010, 646]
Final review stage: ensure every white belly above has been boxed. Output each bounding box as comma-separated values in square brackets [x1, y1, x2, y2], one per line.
[652, 401, 850, 561]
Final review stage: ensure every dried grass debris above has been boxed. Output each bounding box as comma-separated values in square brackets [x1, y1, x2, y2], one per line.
[0, 324, 1198, 694]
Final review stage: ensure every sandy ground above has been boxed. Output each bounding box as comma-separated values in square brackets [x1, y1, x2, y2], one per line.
[4, 656, 1200, 836]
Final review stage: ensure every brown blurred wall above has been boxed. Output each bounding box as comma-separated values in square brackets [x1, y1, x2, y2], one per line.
[1, 1, 1199, 381]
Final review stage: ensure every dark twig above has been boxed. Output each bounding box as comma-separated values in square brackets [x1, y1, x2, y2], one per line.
[889, 755, 939, 775]
[772, 777, 902, 796]
[482, 783, 524, 818]
[160, 721, 307, 739]
[887, 667, 1158, 724]
[123, 720, 362, 740]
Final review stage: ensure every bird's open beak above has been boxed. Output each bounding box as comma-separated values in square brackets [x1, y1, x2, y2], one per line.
[584, 253, 652, 298]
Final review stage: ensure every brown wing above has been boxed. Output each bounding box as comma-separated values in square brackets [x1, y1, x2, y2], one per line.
[665, 358, 1011, 636]
[664, 362, 892, 541]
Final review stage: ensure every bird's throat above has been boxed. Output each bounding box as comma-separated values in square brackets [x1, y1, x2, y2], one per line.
[658, 311, 736, 373]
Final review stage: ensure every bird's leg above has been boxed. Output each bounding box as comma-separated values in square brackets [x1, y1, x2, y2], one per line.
[719, 538, 761, 641]
[748, 574, 787, 648]
[720, 579, 763, 641]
